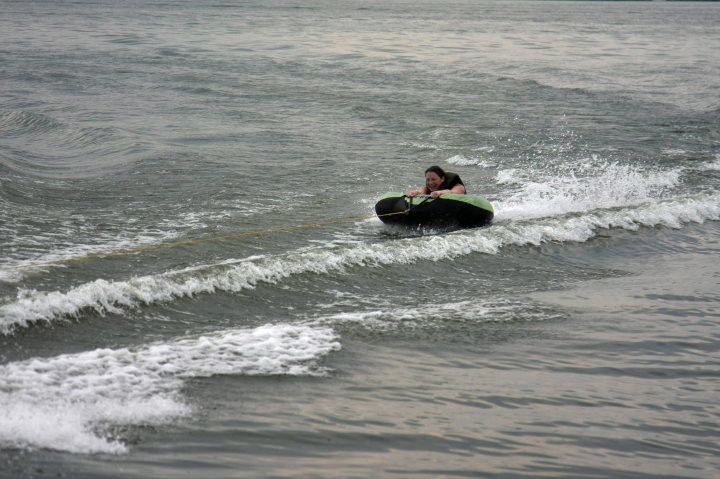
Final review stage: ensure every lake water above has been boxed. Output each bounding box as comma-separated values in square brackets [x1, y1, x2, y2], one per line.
[1, 1, 719, 477]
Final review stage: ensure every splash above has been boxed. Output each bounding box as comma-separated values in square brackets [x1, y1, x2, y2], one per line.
[445, 153, 494, 167]
[495, 159, 682, 220]
[699, 154, 720, 171]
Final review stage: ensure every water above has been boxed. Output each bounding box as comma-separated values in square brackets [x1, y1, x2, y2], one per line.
[1, 0, 719, 477]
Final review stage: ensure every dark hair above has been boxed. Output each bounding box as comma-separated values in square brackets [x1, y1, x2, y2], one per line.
[425, 165, 446, 178]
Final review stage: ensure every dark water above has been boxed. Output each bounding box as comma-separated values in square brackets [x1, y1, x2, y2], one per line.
[1, 1, 720, 477]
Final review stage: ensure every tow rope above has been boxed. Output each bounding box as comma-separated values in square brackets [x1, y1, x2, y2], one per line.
[0, 211, 407, 272]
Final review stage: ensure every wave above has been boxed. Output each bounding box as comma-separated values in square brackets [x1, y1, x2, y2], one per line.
[0, 109, 142, 178]
[699, 154, 720, 171]
[0, 183, 295, 285]
[0, 110, 63, 136]
[0, 225, 183, 284]
[0, 323, 340, 454]
[0, 198, 307, 286]
[2, 187, 719, 335]
[309, 298, 564, 332]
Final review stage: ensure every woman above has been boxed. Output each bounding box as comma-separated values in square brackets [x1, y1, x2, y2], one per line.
[406, 165, 466, 198]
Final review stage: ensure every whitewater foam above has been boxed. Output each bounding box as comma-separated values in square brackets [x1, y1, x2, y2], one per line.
[445, 153, 494, 167]
[495, 160, 682, 220]
[309, 298, 561, 332]
[699, 155, 720, 171]
[0, 323, 340, 454]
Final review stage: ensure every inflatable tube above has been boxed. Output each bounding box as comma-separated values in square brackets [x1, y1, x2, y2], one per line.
[374, 192, 494, 229]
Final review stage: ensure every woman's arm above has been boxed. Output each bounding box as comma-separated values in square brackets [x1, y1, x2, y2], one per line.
[405, 186, 428, 197]
[429, 183, 465, 198]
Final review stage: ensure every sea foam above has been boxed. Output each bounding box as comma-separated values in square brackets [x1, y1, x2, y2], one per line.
[310, 298, 562, 331]
[0, 324, 340, 454]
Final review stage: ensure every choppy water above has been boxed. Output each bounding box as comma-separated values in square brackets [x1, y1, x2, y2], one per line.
[1, 1, 719, 477]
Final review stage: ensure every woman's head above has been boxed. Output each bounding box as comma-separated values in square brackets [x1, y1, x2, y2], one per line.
[424, 165, 446, 191]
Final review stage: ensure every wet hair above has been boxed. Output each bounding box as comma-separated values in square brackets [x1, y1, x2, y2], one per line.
[424, 165, 446, 178]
